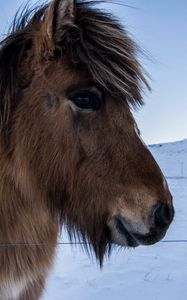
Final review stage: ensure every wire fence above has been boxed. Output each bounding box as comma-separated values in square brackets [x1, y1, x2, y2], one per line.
[162, 162, 187, 179]
[0, 239, 187, 248]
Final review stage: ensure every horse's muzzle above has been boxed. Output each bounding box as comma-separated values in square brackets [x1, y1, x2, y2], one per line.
[108, 202, 174, 247]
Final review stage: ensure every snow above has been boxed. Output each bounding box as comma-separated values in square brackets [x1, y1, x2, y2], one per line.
[149, 139, 187, 178]
[42, 139, 187, 300]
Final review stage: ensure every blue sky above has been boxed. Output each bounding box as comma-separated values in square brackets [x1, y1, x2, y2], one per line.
[0, 0, 186, 144]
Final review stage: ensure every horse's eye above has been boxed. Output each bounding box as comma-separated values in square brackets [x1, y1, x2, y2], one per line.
[68, 89, 102, 111]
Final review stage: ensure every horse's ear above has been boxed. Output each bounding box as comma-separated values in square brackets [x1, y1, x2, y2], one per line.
[39, 0, 75, 60]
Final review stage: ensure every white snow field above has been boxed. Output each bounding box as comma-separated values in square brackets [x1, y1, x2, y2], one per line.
[42, 139, 187, 300]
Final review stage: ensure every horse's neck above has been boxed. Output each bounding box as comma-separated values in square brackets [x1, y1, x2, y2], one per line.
[0, 152, 35, 203]
[0, 150, 58, 297]
[0, 153, 56, 242]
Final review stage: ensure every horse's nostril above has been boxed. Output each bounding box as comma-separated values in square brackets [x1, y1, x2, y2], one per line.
[151, 202, 173, 231]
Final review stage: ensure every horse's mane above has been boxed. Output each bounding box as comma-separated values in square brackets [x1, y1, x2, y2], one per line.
[0, 4, 47, 127]
[0, 0, 149, 128]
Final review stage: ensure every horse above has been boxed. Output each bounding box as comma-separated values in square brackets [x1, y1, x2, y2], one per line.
[0, 0, 174, 299]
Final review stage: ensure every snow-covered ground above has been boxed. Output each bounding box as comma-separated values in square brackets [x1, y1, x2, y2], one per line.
[149, 139, 187, 178]
[42, 139, 187, 300]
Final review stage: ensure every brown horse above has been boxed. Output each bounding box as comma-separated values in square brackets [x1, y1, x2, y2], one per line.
[0, 0, 174, 299]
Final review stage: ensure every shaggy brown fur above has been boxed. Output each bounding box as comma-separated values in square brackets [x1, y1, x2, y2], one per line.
[0, 1, 149, 128]
[0, 1, 173, 299]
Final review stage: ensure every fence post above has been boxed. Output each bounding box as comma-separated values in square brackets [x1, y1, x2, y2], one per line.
[181, 162, 184, 178]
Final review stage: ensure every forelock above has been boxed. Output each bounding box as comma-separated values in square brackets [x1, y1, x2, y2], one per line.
[57, 1, 150, 107]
